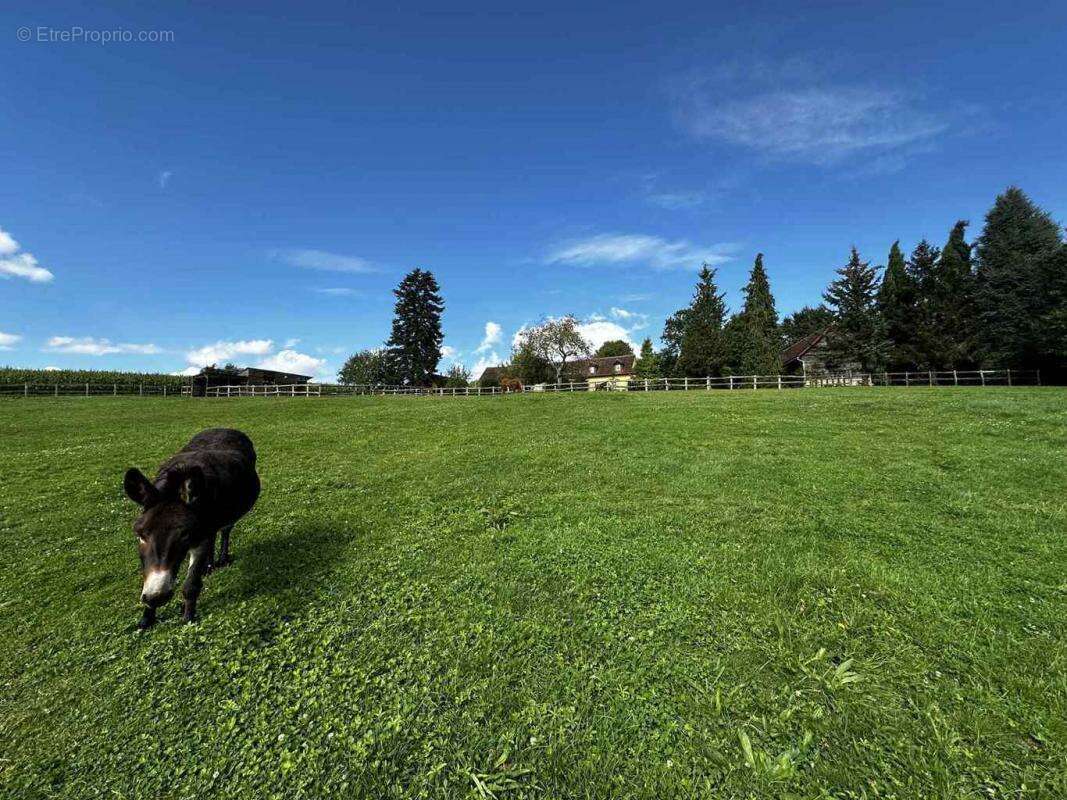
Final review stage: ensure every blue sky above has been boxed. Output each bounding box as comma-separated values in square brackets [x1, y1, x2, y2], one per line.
[2, 1, 1065, 379]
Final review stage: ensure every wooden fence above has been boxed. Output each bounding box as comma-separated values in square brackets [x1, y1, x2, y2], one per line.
[0, 369, 1041, 399]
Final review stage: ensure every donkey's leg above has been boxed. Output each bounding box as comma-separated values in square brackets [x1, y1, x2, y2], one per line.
[181, 538, 214, 623]
[216, 524, 235, 568]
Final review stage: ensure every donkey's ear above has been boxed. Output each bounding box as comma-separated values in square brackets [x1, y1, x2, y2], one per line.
[123, 468, 158, 506]
[179, 466, 205, 507]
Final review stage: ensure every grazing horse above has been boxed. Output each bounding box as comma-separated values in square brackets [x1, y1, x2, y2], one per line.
[123, 428, 260, 629]
[500, 377, 524, 393]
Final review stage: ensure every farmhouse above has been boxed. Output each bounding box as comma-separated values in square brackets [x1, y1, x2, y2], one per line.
[188, 366, 312, 397]
[568, 354, 636, 390]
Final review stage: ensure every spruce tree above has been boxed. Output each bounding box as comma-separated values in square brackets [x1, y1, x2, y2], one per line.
[906, 240, 940, 368]
[730, 253, 781, 374]
[877, 241, 918, 370]
[385, 268, 444, 385]
[927, 221, 978, 368]
[634, 337, 661, 379]
[976, 186, 1063, 368]
[823, 247, 889, 372]
[780, 305, 835, 344]
[677, 265, 729, 377]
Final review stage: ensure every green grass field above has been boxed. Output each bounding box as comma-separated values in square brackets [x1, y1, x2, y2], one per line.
[1, 389, 1065, 799]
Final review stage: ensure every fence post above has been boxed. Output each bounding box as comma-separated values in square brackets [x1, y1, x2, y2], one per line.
[905, 372, 910, 387]
[1036, 370, 1041, 386]
[684, 377, 688, 391]
[928, 371, 933, 387]
[85, 383, 89, 397]
[164, 384, 167, 397]
[752, 375, 757, 390]
[953, 370, 958, 387]
[1007, 368, 1012, 387]
[139, 383, 143, 396]
[979, 370, 986, 387]
[664, 378, 669, 391]
[55, 384, 59, 397]
[729, 376, 734, 390]
[113, 383, 117, 396]
[777, 375, 782, 390]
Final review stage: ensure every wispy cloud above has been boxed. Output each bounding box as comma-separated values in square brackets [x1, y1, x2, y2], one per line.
[273, 249, 376, 273]
[647, 192, 706, 210]
[312, 287, 359, 296]
[0, 226, 55, 283]
[474, 321, 502, 354]
[158, 170, 173, 189]
[0, 331, 21, 351]
[548, 234, 735, 270]
[45, 336, 160, 356]
[671, 57, 950, 165]
[441, 344, 460, 360]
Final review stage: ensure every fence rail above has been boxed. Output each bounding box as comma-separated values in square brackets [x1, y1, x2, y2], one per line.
[0, 369, 1041, 399]
[0, 382, 177, 397]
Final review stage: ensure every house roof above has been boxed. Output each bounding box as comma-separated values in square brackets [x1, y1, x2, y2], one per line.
[477, 365, 505, 382]
[197, 366, 312, 383]
[571, 354, 637, 377]
[780, 329, 829, 365]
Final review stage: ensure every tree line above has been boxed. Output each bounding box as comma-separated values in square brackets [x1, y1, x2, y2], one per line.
[341, 186, 1065, 387]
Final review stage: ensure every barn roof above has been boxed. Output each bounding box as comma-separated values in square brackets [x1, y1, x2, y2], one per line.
[780, 329, 829, 365]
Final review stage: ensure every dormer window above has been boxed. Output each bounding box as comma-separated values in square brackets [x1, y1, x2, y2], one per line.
[614, 362, 622, 373]
[589, 365, 596, 375]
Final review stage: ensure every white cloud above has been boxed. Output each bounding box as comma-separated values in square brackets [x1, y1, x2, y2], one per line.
[43, 365, 59, 371]
[158, 170, 173, 189]
[185, 339, 273, 367]
[174, 366, 201, 376]
[45, 336, 160, 356]
[0, 331, 21, 350]
[313, 287, 359, 296]
[576, 320, 639, 353]
[0, 229, 17, 255]
[441, 344, 459, 360]
[474, 321, 502, 354]
[257, 349, 328, 378]
[273, 249, 375, 273]
[0, 227, 54, 283]
[676, 79, 946, 164]
[548, 234, 734, 270]
[471, 352, 502, 381]
[284, 338, 301, 348]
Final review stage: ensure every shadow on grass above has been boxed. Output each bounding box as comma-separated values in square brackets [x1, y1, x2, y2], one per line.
[212, 522, 353, 619]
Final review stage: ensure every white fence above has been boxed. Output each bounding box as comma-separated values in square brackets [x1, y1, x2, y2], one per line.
[1, 369, 1041, 400]
[0, 382, 178, 398]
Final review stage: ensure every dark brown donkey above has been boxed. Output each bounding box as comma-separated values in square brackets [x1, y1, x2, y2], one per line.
[123, 428, 260, 629]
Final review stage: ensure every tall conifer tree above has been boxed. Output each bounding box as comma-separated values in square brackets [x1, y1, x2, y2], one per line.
[877, 241, 918, 370]
[976, 186, 1063, 368]
[730, 253, 781, 374]
[926, 221, 978, 368]
[386, 268, 444, 385]
[677, 265, 729, 377]
[823, 247, 889, 372]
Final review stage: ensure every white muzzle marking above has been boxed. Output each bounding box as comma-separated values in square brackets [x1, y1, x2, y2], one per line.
[142, 569, 175, 603]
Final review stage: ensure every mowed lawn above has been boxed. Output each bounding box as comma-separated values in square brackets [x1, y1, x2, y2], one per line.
[1, 390, 1065, 799]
